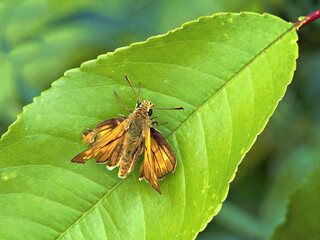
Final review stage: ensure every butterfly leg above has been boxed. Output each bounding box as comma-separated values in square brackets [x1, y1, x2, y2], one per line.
[114, 91, 133, 113]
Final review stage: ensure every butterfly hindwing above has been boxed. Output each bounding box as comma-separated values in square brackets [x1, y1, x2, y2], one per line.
[106, 138, 125, 169]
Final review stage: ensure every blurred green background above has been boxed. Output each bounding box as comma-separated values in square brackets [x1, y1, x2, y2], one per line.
[1, 0, 319, 239]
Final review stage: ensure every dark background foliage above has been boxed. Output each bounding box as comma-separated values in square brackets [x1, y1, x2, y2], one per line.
[1, 0, 319, 239]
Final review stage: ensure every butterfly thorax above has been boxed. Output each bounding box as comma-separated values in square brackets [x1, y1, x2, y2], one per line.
[125, 100, 153, 134]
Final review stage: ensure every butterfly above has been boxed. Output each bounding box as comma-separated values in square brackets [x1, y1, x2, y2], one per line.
[71, 76, 183, 194]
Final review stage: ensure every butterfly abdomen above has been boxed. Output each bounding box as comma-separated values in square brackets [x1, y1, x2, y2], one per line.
[118, 135, 142, 178]
[118, 112, 148, 178]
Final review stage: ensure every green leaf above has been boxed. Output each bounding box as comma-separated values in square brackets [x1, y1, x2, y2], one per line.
[0, 13, 298, 239]
[271, 164, 320, 240]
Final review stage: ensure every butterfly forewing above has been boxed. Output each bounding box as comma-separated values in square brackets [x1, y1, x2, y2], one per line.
[83, 118, 124, 145]
[71, 119, 127, 164]
[139, 128, 161, 193]
[150, 128, 176, 179]
[139, 128, 176, 194]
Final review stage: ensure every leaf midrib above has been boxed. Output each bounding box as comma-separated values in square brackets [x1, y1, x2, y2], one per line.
[56, 24, 295, 239]
[56, 180, 124, 239]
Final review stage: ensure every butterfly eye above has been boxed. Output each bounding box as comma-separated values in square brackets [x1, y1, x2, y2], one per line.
[137, 102, 141, 108]
[148, 109, 153, 116]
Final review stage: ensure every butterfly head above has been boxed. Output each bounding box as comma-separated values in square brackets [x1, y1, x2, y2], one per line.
[137, 100, 154, 116]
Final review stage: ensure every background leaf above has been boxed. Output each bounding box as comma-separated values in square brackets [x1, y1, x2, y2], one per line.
[258, 142, 319, 234]
[0, 13, 298, 239]
[271, 164, 320, 240]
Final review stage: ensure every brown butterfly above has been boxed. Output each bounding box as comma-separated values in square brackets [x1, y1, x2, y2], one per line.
[71, 76, 183, 194]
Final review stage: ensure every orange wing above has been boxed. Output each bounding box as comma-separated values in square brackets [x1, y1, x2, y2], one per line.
[139, 128, 177, 194]
[71, 118, 127, 165]
[83, 118, 124, 146]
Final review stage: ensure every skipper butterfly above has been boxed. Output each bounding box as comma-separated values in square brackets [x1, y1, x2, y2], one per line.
[71, 76, 183, 194]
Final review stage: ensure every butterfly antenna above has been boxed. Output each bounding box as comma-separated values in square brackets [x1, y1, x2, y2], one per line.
[153, 107, 184, 111]
[138, 82, 141, 102]
[124, 76, 140, 104]
[114, 91, 133, 113]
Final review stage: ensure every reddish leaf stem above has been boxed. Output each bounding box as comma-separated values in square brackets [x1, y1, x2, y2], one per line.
[294, 9, 320, 30]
